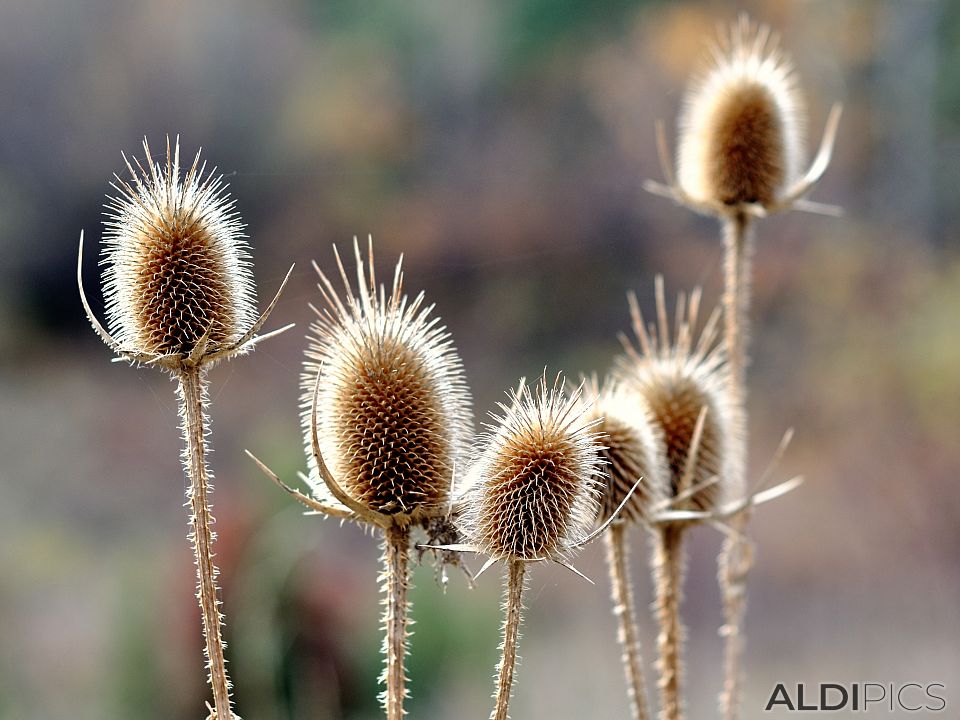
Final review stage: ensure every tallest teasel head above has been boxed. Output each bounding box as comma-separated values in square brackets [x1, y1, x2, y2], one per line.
[101, 137, 257, 358]
[677, 15, 804, 210]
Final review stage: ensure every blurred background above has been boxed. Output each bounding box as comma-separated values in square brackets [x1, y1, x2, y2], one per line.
[1, 0, 958, 718]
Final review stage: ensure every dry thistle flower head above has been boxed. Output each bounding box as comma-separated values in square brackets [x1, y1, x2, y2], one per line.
[616, 279, 740, 514]
[582, 375, 668, 525]
[677, 15, 804, 209]
[101, 137, 257, 360]
[301, 240, 472, 522]
[646, 14, 841, 219]
[457, 375, 605, 563]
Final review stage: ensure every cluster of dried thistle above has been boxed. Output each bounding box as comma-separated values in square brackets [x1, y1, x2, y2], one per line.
[78, 15, 839, 720]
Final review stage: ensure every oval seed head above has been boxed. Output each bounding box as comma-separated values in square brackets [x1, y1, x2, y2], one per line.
[458, 375, 605, 562]
[302, 241, 473, 519]
[677, 15, 805, 208]
[615, 280, 740, 513]
[102, 137, 256, 358]
[581, 376, 668, 525]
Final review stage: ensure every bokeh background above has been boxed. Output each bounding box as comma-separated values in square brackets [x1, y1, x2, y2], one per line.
[1, 0, 958, 718]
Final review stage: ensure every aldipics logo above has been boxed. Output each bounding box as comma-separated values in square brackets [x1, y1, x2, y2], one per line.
[765, 683, 947, 712]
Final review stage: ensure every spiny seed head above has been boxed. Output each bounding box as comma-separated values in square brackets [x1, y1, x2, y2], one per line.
[677, 15, 805, 208]
[302, 240, 473, 520]
[581, 376, 668, 525]
[457, 375, 605, 562]
[615, 280, 740, 513]
[102, 137, 256, 358]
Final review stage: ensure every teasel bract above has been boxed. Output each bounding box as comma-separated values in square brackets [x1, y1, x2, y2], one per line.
[78, 137, 293, 720]
[616, 279, 736, 720]
[644, 17, 841, 719]
[250, 240, 472, 720]
[447, 375, 613, 720]
[581, 375, 668, 720]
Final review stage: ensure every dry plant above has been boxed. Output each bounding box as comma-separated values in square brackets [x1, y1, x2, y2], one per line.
[78, 137, 293, 719]
[75, 16, 841, 720]
[248, 239, 472, 720]
[580, 375, 668, 720]
[645, 15, 840, 720]
[615, 279, 737, 720]
[441, 375, 615, 720]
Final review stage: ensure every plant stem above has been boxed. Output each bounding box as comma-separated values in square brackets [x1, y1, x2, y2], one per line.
[718, 516, 753, 720]
[653, 525, 686, 720]
[721, 211, 753, 397]
[606, 524, 650, 720]
[492, 559, 526, 720]
[179, 367, 234, 720]
[719, 211, 755, 720]
[382, 523, 411, 720]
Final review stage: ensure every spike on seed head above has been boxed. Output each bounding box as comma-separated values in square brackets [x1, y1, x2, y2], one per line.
[101, 137, 256, 358]
[581, 375, 669, 524]
[677, 15, 805, 208]
[457, 375, 605, 562]
[301, 240, 473, 520]
[616, 279, 740, 513]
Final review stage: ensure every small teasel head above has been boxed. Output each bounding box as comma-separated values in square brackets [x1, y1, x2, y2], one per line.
[581, 375, 669, 525]
[101, 137, 257, 360]
[457, 374, 605, 563]
[615, 278, 740, 514]
[676, 15, 805, 210]
[301, 240, 473, 522]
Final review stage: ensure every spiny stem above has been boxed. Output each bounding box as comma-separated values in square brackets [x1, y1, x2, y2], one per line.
[179, 367, 234, 720]
[606, 524, 651, 720]
[718, 519, 753, 720]
[492, 559, 526, 720]
[722, 211, 754, 395]
[653, 525, 686, 720]
[382, 524, 411, 720]
[719, 211, 755, 720]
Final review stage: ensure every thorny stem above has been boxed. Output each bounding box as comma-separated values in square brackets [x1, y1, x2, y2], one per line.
[382, 524, 411, 720]
[719, 211, 755, 720]
[606, 524, 651, 720]
[492, 559, 526, 720]
[718, 518, 753, 720]
[179, 367, 235, 720]
[653, 525, 686, 720]
[722, 211, 753, 395]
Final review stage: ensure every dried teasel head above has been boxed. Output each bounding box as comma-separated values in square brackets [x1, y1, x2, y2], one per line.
[615, 278, 740, 515]
[677, 15, 804, 210]
[645, 14, 841, 219]
[581, 375, 669, 525]
[100, 137, 257, 361]
[457, 375, 605, 563]
[301, 240, 473, 523]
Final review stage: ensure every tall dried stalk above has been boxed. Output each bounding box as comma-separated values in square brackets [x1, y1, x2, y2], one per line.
[652, 525, 686, 720]
[606, 523, 651, 720]
[381, 525, 412, 720]
[180, 367, 234, 720]
[492, 559, 526, 720]
[718, 205, 755, 720]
